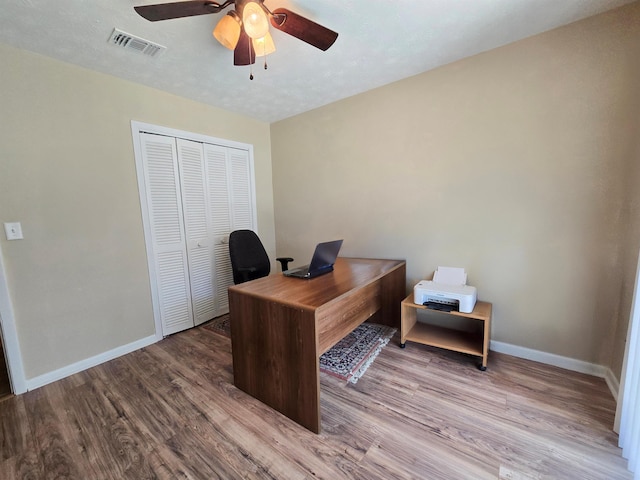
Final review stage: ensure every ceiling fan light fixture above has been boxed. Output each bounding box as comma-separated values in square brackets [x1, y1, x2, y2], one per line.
[242, 1, 269, 39]
[134, 0, 339, 76]
[213, 11, 241, 50]
[252, 31, 275, 57]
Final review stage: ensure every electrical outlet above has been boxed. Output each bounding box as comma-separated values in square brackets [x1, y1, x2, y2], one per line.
[4, 222, 23, 240]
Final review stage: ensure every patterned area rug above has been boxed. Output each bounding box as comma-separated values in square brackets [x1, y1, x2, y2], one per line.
[319, 323, 396, 383]
[203, 315, 231, 338]
[202, 315, 396, 384]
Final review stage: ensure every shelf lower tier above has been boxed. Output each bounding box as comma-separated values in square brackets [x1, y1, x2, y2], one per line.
[402, 322, 484, 357]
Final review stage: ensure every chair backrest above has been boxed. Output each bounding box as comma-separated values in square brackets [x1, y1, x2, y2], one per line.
[228, 230, 271, 284]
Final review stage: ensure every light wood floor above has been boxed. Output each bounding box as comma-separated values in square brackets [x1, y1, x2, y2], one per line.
[0, 321, 631, 479]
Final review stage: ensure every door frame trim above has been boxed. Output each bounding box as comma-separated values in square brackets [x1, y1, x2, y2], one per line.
[0, 243, 27, 394]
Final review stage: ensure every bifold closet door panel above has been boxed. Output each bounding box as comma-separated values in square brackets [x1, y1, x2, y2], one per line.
[204, 145, 255, 316]
[176, 138, 216, 326]
[205, 144, 234, 316]
[228, 147, 255, 230]
[140, 133, 194, 336]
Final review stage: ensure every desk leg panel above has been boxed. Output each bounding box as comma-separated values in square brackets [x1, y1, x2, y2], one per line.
[229, 291, 321, 433]
[376, 262, 406, 328]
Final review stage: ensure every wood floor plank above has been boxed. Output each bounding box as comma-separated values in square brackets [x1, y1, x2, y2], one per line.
[94, 357, 185, 444]
[0, 319, 631, 479]
[58, 378, 139, 478]
[1, 396, 31, 462]
[0, 395, 43, 479]
[22, 387, 82, 479]
[136, 446, 191, 480]
[363, 429, 498, 480]
[323, 379, 501, 478]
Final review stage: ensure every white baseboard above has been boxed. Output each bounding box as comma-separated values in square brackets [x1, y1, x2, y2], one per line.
[490, 340, 619, 399]
[603, 367, 620, 402]
[25, 334, 158, 392]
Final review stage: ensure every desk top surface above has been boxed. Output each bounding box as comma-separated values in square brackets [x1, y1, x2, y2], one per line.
[228, 257, 405, 310]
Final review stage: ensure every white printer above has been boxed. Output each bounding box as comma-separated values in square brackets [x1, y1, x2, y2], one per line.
[413, 266, 477, 313]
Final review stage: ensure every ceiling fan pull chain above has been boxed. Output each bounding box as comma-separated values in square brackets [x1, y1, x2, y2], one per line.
[249, 41, 254, 80]
[263, 43, 268, 70]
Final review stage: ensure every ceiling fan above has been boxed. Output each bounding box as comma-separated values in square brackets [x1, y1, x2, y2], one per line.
[134, 0, 338, 71]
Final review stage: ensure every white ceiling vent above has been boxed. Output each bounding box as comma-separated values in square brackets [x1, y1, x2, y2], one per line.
[108, 28, 166, 57]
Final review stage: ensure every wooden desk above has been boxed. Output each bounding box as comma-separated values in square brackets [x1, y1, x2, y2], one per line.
[228, 257, 406, 433]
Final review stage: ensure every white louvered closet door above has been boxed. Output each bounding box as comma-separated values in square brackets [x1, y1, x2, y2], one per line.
[205, 144, 234, 315]
[205, 145, 255, 315]
[136, 124, 256, 336]
[139, 133, 194, 336]
[176, 139, 216, 326]
[228, 147, 255, 231]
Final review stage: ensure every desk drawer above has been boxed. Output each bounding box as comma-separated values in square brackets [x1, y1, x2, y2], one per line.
[317, 282, 381, 354]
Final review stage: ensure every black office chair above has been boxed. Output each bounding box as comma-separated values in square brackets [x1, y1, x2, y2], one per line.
[228, 230, 294, 284]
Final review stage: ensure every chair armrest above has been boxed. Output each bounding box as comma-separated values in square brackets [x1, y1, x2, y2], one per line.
[276, 257, 294, 271]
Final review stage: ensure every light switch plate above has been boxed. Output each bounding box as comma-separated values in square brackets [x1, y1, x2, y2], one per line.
[4, 222, 23, 240]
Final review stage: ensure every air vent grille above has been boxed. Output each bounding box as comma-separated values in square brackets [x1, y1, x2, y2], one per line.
[108, 28, 166, 57]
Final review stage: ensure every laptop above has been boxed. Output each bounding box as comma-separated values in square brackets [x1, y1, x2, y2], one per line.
[283, 240, 344, 279]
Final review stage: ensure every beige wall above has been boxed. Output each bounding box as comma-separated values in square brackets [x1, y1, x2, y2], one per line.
[271, 3, 640, 371]
[613, 108, 640, 378]
[0, 43, 275, 379]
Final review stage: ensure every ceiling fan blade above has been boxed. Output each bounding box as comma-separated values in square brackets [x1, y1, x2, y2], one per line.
[234, 29, 256, 66]
[134, 1, 227, 22]
[269, 8, 338, 51]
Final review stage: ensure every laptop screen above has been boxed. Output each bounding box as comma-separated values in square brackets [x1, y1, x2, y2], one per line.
[308, 239, 343, 272]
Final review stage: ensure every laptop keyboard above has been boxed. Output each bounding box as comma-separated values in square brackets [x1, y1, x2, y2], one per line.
[286, 265, 309, 276]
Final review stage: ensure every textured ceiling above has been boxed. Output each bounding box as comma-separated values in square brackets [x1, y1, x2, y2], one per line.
[0, 0, 635, 123]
